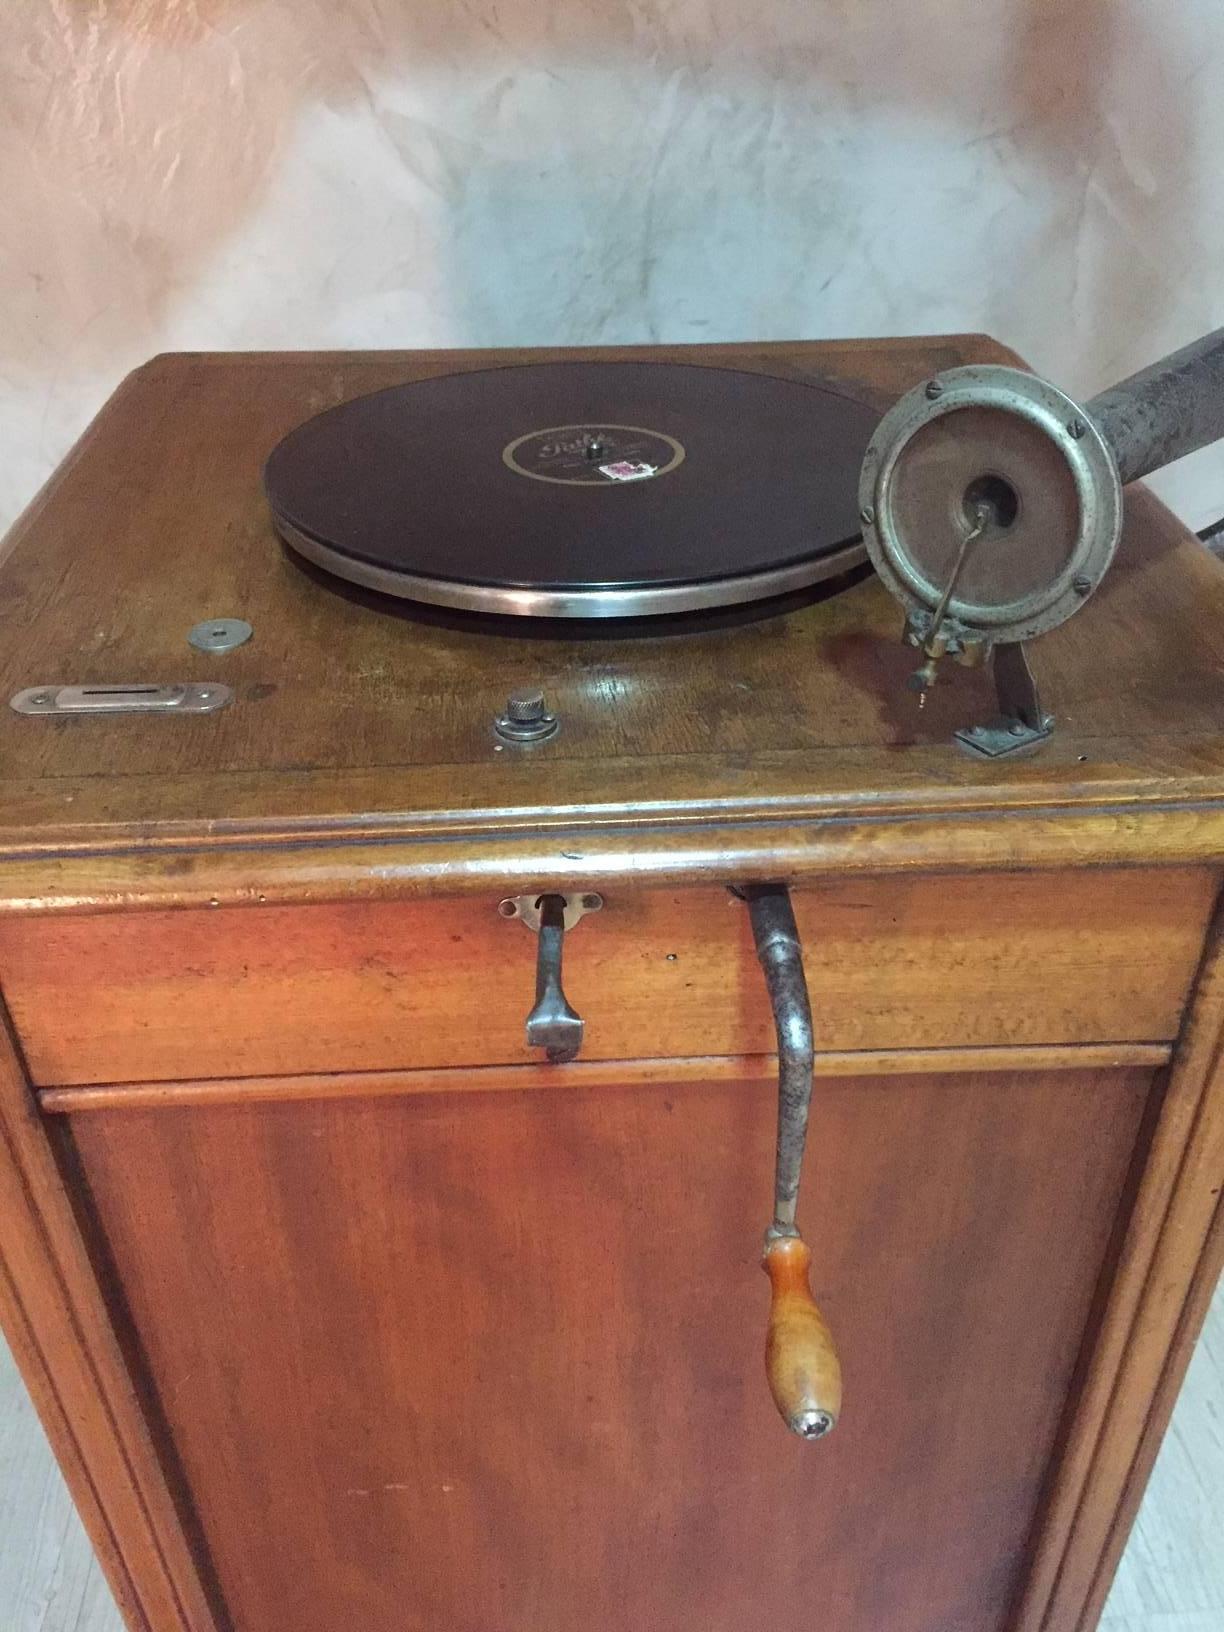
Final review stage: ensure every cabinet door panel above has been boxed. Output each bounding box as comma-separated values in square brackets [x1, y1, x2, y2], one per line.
[62, 1066, 1154, 1632]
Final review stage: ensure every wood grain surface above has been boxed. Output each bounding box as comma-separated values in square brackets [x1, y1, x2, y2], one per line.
[1, 870, 1210, 1085]
[7, 1290, 1220, 1632]
[60, 1063, 1155, 1632]
[1, 337, 1224, 904]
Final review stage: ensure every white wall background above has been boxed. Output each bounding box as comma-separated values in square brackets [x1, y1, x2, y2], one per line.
[3, 0, 1224, 536]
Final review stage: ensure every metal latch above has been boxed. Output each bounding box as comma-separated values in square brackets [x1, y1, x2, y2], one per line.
[499, 892, 602, 1063]
[11, 684, 234, 717]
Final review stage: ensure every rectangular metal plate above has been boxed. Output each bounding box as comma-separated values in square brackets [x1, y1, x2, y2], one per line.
[10, 684, 233, 717]
[955, 713, 1055, 758]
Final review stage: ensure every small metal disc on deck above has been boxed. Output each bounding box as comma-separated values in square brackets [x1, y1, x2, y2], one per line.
[189, 617, 253, 653]
[264, 361, 880, 619]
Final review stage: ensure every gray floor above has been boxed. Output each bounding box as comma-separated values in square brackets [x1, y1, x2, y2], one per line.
[2, 1292, 1221, 1632]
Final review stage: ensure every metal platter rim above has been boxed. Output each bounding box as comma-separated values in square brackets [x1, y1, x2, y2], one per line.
[275, 516, 868, 619]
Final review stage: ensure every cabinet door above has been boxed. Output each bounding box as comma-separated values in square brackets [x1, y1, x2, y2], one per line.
[59, 1065, 1154, 1632]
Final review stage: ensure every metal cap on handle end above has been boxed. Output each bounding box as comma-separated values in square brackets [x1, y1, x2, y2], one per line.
[763, 1233, 842, 1440]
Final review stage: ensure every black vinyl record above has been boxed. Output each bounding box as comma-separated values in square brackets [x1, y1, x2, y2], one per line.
[264, 360, 880, 617]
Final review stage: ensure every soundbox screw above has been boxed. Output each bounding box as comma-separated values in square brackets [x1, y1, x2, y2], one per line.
[1073, 575, 1093, 595]
[925, 380, 944, 400]
[859, 505, 875, 526]
[1068, 418, 1088, 440]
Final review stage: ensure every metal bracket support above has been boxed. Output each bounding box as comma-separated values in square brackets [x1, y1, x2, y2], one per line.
[955, 641, 1054, 758]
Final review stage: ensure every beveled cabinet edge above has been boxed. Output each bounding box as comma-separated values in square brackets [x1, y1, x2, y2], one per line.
[1077, 1182, 1224, 1631]
[3, 800, 1224, 917]
[36, 1043, 1175, 1116]
[1012, 886, 1224, 1632]
[0, 1002, 219, 1632]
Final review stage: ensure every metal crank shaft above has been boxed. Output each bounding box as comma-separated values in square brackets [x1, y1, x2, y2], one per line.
[744, 884, 843, 1441]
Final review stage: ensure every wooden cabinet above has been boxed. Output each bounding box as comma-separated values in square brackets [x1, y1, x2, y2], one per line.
[48, 1061, 1156, 1632]
[2, 338, 1224, 1632]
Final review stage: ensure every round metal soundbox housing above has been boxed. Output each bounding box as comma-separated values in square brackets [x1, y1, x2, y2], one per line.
[859, 365, 1123, 643]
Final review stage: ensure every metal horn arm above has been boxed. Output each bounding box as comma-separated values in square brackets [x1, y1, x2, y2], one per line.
[744, 884, 843, 1440]
[1087, 326, 1224, 487]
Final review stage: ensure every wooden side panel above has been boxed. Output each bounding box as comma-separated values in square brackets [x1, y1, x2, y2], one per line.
[1, 868, 1213, 1085]
[63, 1066, 1154, 1632]
[1014, 901, 1224, 1632]
[0, 1007, 218, 1632]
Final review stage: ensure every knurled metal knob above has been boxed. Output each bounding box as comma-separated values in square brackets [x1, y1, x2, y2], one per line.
[507, 688, 546, 721]
[495, 688, 559, 744]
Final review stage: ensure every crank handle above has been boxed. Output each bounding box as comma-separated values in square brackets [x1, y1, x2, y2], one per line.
[744, 883, 844, 1441]
[763, 1234, 842, 1439]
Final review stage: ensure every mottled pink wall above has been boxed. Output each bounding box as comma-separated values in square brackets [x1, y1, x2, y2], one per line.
[3, 0, 1223, 533]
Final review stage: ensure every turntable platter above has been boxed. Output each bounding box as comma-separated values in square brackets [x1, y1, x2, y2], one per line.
[264, 360, 880, 617]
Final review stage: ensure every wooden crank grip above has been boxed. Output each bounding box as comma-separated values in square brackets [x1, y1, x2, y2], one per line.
[763, 1234, 842, 1440]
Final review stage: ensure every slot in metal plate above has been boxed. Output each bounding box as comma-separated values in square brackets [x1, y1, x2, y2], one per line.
[11, 684, 234, 717]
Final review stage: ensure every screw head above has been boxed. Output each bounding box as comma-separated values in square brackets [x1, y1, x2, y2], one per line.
[925, 379, 944, 400]
[1067, 418, 1088, 440]
[859, 505, 875, 526]
[497, 899, 519, 918]
[1073, 574, 1093, 595]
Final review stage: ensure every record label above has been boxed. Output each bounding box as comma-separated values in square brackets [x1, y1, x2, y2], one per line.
[502, 424, 684, 485]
